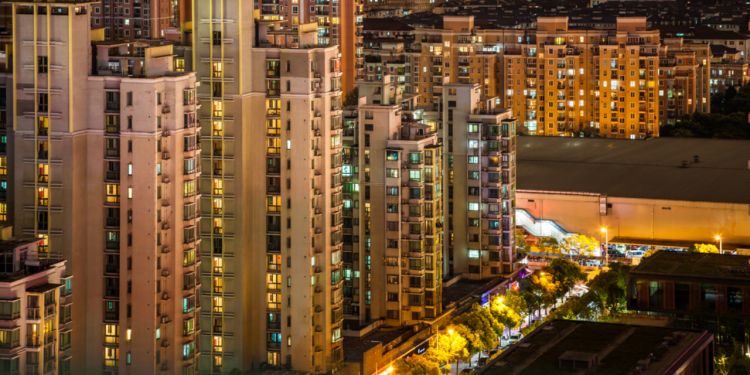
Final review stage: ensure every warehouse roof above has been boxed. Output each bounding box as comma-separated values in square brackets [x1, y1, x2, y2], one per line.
[517, 137, 750, 204]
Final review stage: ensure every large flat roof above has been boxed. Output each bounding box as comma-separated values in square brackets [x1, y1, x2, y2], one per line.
[481, 320, 712, 375]
[517, 137, 750, 204]
[631, 251, 750, 284]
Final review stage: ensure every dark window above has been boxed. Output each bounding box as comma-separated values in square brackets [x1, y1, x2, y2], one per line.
[38, 56, 48, 73]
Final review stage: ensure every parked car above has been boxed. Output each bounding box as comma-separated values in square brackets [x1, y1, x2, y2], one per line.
[477, 356, 489, 366]
[626, 250, 645, 258]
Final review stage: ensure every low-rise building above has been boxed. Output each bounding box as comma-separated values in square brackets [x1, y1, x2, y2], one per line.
[481, 320, 715, 375]
[628, 251, 750, 319]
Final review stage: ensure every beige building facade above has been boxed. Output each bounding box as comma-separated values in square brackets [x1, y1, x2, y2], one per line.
[0, 237, 70, 375]
[10, 1, 200, 373]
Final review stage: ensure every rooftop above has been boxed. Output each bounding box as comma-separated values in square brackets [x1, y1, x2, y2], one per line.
[343, 326, 415, 361]
[631, 251, 750, 284]
[517, 136, 750, 204]
[481, 320, 712, 375]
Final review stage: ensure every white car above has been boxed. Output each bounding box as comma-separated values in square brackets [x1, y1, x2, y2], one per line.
[626, 250, 645, 258]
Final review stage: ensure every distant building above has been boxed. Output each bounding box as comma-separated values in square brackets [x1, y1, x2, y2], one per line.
[0, 235, 70, 375]
[481, 320, 715, 375]
[502, 16, 661, 138]
[709, 44, 749, 94]
[658, 38, 711, 126]
[363, 15, 722, 138]
[91, 0, 178, 40]
[258, 0, 364, 97]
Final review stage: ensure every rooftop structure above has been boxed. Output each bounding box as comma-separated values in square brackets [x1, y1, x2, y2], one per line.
[481, 320, 714, 375]
[632, 251, 750, 285]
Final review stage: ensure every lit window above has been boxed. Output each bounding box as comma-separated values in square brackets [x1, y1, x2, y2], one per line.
[212, 62, 223, 78]
[104, 324, 119, 344]
[37, 187, 49, 206]
[468, 249, 480, 259]
[105, 184, 120, 203]
[212, 179, 224, 195]
[213, 336, 223, 352]
[266, 195, 281, 213]
[212, 296, 224, 313]
[213, 277, 224, 293]
[213, 218, 223, 234]
[37, 163, 49, 182]
[104, 346, 119, 367]
[213, 120, 224, 136]
[212, 100, 224, 117]
[267, 292, 281, 310]
[213, 257, 224, 273]
[468, 202, 480, 211]
[212, 198, 224, 214]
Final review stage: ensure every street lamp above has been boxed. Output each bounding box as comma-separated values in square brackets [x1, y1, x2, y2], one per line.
[714, 234, 723, 254]
[600, 227, 609, 267]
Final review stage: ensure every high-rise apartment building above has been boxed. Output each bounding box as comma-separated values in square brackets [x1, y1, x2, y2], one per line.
[442, 84, 516, 278]
[246, 22, 345, 373]
[258, 0, 363, 97]
[0, 236, 70, 375]
[501, 17, 661, 138]
[659, 38, 711, 126]
[9, 3, 92, 371]
[91, 0, 177, 40]
[342, 79, 515, 329]
[192, 0, 255, 372]
[408, 16, 499, 110]
[342, 88, 444, 326]
[86, 41, 200, 374]
[193, 1, 345, 370]
[9, 1, 200, 373]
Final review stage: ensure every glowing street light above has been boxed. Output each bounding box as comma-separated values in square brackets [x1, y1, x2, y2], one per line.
[714, 234, 723, 254]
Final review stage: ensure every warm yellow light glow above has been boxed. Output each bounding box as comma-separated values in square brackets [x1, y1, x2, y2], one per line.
[600, 227, 608, 233]
[714, 235, 722, 241]
[447, 329, 454, 335]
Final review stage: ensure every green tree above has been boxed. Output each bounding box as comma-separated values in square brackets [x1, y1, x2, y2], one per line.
[588, 263, 630, 316]
[431, 326, 469, 370]
[560, 234, 600, 258]
[520, 271, 558, 318]
[690, 243, 720, 253]
[395, 354, 441, 375]
[544, 258, 585, 302]
[490, 293, 523, 337]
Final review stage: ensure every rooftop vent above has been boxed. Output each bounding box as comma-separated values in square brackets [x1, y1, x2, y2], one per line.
[558, 351, 598, 370]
